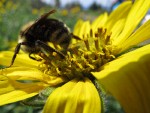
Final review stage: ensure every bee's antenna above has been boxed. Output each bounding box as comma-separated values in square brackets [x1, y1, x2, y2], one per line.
[71, 33, 82, 40]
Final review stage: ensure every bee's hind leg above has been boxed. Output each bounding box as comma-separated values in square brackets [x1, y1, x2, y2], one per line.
[35, 40, 65, 59]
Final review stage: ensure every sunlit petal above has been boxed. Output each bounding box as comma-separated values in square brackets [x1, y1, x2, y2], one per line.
[73, 20, 90, 38]
[114, 0, 150, 46]
[91, 12, 108, 30]
[2, 67, 44, 81]
[73, 19, 84, 36]
[93, 44, 150, 113]
[0, 75, 47, 105]
[119, 19, 150, 53]
[1, 67, 65, 86]
[110, 18, 126, 40]
[104, 1, 132, 32]
[0, 51, 39, 67]
[43, 78, 101, 113]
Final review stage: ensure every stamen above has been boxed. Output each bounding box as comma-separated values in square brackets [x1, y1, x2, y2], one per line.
[53, 43, 59, 49]
[94, 52, 99, 60]
[56, 68, 61, 75]
[83, 35, 90, 51]
[84, 52, 89, 59]
[74, 60, 83, 69]
[94, 37, 100, 51]
[44, 68, 50, 75]
[110, 55, 115, 59]
[103, 28, 107, 35]
[98, 28, 102, 34]
[99, 28, 107, 40]
[97, 28, 105, 47]
[105, 33, 112, 45]
[86, 63, 95, 69]
[90, 29, 93, 37]
[52, 52, 57, 57]
[105, 35, 110, 45]
[95, 33, 99, 38]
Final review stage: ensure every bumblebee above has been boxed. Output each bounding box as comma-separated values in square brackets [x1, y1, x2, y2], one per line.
[9, 9, 79, 67]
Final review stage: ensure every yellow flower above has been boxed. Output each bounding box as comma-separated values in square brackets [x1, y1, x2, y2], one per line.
[0, 51, 101, 112]
[32, 8, 39, 15]
[61, 9, 68, 16]
[71, 6, 81, 14]
[0, 0, 150, 113]
[74, 0, 150, 113]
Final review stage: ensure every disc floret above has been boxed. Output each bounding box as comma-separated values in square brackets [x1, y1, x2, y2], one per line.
[39, 28, 115, 80]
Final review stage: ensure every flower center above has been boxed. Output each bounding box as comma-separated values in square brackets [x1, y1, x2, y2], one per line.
[39, 28, 115, 80]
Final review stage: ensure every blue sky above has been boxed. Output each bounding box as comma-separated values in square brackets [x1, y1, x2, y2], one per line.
[42, 0, 116, 10]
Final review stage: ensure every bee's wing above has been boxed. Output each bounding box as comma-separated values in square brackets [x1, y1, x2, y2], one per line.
[33, 9, 56, 26]
[37, 9, 56, 21]
[23, 10, 56, 34]
[33, 9, 56, 25]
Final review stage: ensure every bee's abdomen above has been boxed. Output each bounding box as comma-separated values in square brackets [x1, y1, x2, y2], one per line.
[38, 19, 71, 49]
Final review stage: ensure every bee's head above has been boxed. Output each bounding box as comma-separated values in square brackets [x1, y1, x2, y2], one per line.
[18, 21, 40, 53]
[18, 32, 40, 54]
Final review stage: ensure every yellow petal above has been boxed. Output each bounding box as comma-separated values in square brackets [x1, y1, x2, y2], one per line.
[91, 12, 108, 30]
[119, 19, 150, 53]
[104, 1, 132, 32]
[1, 67, 65, 86]
[73, 20, 90, 38]
[111, 18, 126, 40]
[92, 44, 150, 113]
[43, 78, 101, 113]
[0, 51, 39, 67]
[73, 19, 84, 36]
[0, 75, 14, 94]
[2, 67, 45, 81]
[0, 75, 46, 105]
[114, 0, 150, 46]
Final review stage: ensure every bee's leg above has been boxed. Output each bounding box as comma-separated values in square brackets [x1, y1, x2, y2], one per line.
[35, 40, 65, 59]
[8, 42, 27, 67]
[29, 52, 42, 61]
